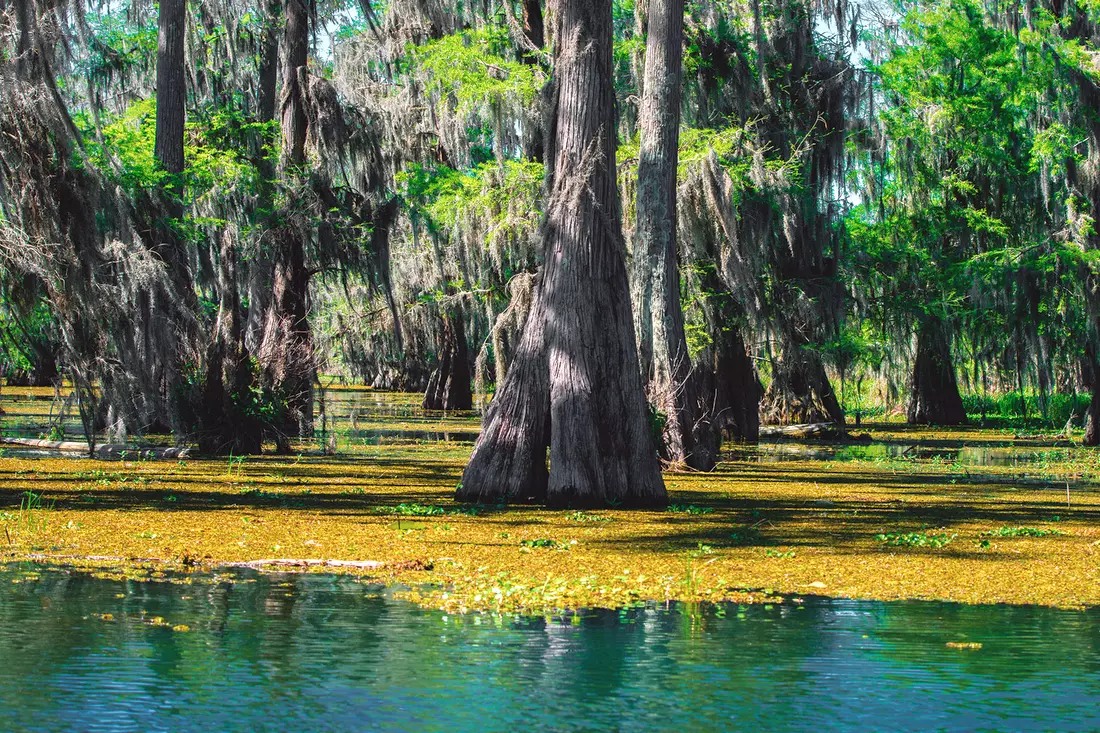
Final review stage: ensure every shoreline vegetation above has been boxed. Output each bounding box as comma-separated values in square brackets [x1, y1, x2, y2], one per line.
[2, 389, 1097, 614]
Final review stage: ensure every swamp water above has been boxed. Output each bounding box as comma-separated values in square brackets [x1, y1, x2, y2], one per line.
[1, 566, 1097, 732]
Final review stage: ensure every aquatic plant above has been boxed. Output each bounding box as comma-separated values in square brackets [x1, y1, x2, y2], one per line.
[981, 527, 1065, 538]
[876, 532, 956, 549]
[667, 504, 713, 515]
[519, 539, 569, 551]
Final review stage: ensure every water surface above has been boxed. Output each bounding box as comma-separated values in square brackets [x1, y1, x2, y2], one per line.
[1, 566, 1097, 732]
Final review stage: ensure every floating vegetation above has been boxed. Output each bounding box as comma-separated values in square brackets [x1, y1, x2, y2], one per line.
[876, 532, 956, 549]
[567, 511, 613, 523]
[377, 503, 447, 517]
[519, 539, 570, 551]
[667, 504, 713, 515]
[728, 525, 765, 546]
[981, 527, 1065, 538]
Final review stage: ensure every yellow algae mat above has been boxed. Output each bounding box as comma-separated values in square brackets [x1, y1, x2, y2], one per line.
[1, 426, 1097, 613]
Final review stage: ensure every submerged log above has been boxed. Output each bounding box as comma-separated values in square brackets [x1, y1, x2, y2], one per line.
[0, 437, 192, 459]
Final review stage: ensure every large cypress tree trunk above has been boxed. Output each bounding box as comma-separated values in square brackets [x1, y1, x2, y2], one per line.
[907, 316, 967, 426]
[458, 0, 665, 508]
[262, 0, 315, 439]
[634, 0, 714, 469]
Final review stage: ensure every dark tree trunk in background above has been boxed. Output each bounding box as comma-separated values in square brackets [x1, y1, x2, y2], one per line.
[261, 0, 315, 440]
[199, 232, 261, 454]
[703, 325, 760, 443]
[153, 0, 195, 442]
[522, 0, 545, 51]
[244, 0, 281, 353]
[907, 316, 967, 426]
[1084, 280, 1100, 445]
[458, 0, 665, 507]
[154, 0, 186, 212]
[519, 0, 547, 163]
[1085, 372, 1100, 446]
[634, 0, 714, 469]
[762, 341, 845, 425]
[423, 310, 473, 411]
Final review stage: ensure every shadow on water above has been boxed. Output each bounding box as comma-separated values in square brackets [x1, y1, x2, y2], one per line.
[0, 566, 1097, 732]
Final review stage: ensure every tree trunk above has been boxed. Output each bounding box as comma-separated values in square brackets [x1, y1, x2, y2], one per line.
[522, 0, 545, 53]
[244, 0, 281, 353]
[261, 0, 315, 439]
[633, 0, 713, 469]
[761, 341, 845, 425]
[423, 310, 473, 411]
[519, 0, 547, 163]
[198, 232, 262, 454]
[1085, 369, 1100, 446]
[153, 0, 194, 443]
[154, 0, 186, 211]
[458, 0, 665, 508]
[907, 316, 967, 426]
[705, 325, 760, 443]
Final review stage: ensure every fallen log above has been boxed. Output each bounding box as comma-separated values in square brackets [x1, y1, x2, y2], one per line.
[759, 422, 846, 440]
[222, 558, 387, 570]
[0, 437, 191, 459]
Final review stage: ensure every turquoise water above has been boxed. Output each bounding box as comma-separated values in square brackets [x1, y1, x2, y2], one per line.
[1, 566, 1097, 732]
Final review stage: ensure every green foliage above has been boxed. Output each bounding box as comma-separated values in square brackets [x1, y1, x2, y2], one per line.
[667, 504, 713, 515]
[397, 160, 543, 253]
[78, 98, 260, 207]
[519, 538, 569, 550]
[876, 531, 956, 548]
[981, 526, 1064, 538]
[960, 392, 1090, 428]
[567, 511, 613, 523]
[407, 28, 544, 113]
[377, 503, 447, 516]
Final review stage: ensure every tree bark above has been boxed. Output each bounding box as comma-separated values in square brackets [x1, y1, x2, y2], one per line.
[198, 232, 262, 454]
[261, 0, 315, 439]
[244, 0, 281, 353]
[703, 324, 760, 443]
[761, 340, 845, 426]
[154, 0, 186, 204]
[423, 310, 473, 411]
[907, 316, 967, 426]
[458, 0, 665, 508]
[1085, 372, 1100, 446]
[153, 0, 195, 444]
[633, 0, 713, 469]
[522, 0, 545, 53]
